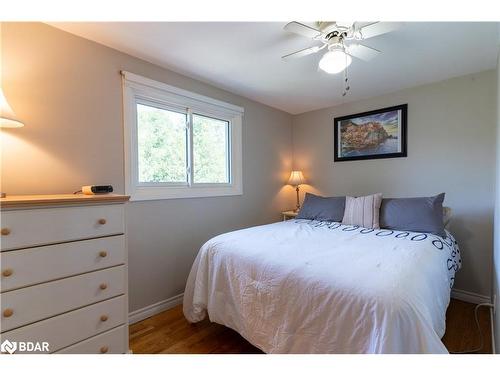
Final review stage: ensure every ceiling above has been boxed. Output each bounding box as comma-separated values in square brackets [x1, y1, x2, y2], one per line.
[49, 22, 499, 114]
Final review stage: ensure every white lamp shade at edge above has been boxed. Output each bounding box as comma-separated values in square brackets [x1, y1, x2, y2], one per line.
[0, 117, 24, 128]
[0, 87, 24, 128]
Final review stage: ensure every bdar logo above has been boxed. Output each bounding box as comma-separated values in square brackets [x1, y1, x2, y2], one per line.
[1, 340, 17, 354]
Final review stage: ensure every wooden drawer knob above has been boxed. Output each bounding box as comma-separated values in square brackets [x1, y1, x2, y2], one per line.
[2, 269, 13, 277]
[3, 308, 13, 318]
[100, 315, 108, 322]
[98, 218, 107, 225]
[99, 283, 108, 290]
[99, 250, 108, 258]
[1, 228, 11, 236]
[100, 346, 109, 354]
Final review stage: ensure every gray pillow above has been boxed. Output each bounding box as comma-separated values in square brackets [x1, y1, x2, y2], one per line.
[379, 193, 446, 237]
[297, 193, 346, 222]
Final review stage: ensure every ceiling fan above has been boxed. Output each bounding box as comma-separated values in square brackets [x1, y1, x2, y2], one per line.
[282, 21, 402, 74]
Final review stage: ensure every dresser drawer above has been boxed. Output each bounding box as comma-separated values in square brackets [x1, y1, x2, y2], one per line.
[1, 266, 125, 332]
[55, 325, 127, 354]
[0, 296, 126, 353]
[0, 204, 125, 251]
[1, 236, 125, 292]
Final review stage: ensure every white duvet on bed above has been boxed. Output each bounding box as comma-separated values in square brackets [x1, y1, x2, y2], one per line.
[183, 219, 461, 354]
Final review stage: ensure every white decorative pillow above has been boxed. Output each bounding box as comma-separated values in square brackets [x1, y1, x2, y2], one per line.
[342, 194, 383, 229]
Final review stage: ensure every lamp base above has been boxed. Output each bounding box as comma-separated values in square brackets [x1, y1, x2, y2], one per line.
[295, 186, 300, 212]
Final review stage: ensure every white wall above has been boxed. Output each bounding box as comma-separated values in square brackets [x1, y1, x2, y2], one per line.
[293, 71, 497, 298]
[1, 23, 294, 312]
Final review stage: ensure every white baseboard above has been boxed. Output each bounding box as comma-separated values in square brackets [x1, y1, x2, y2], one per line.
[451, 288, 491, 305]
[129, 293, 184, 324]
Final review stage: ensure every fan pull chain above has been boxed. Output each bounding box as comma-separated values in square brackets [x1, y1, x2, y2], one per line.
[342, 51, 350, 97]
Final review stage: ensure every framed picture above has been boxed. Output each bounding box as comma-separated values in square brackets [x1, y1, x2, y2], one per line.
[334, 104, 407, 162]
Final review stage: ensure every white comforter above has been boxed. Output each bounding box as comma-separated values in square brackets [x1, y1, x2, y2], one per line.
[183, 219, 461, 353]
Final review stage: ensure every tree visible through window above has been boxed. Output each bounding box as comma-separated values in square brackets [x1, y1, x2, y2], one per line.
[193, 114, 229, 184]
[136, 103, 230, 185]
[137, 104, 187, 183]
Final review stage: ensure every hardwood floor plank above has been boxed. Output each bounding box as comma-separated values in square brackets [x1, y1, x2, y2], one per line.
[441, 299, 492, 354]
[130, 298, 491, 354]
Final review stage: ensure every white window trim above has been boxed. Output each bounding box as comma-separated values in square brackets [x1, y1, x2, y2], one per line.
[122, 71, 243, 201]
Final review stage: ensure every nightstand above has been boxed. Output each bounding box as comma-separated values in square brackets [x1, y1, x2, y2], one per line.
[281, 210, 298, 221]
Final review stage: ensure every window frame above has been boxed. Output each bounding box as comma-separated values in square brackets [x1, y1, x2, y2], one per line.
[122, 71, 243, 201]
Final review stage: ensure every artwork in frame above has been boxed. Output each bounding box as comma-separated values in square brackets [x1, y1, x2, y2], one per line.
[334, 104, 407, 162]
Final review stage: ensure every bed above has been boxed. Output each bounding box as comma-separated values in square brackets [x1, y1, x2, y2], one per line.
[183, 218, 461, 353]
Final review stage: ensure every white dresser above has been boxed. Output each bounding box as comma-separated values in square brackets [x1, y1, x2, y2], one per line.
[0, 194, 129, 354]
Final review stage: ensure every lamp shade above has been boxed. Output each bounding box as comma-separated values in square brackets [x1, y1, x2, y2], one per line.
[288, 170, 306, 186]
[0, 87, 24, 128]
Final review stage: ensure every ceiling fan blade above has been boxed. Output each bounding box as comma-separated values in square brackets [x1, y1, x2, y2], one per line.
[347, 44, 381, 61]
[358, 22, 402, 39]
[282, 45, 322, 61]
[284, 22, 322, 39]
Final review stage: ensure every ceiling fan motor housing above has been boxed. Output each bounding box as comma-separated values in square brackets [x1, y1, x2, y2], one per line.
[318, 22, 353, 43]
[326, 36, 346, 52]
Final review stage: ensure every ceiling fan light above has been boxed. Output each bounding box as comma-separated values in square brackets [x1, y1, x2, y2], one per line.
[318, 50, 352, 74]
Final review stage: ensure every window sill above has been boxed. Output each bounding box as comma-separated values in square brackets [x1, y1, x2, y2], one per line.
[128, 185, 243, 201]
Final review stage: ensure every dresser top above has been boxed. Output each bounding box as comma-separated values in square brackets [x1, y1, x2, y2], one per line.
[0, 194, 130, 209]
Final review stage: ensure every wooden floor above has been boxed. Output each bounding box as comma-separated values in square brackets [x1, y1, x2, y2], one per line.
[442, 299, 492, 354]
[129, 298, 492, 354]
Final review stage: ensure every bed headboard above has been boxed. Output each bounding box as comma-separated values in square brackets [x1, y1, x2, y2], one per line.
[443, 206, 452, 228]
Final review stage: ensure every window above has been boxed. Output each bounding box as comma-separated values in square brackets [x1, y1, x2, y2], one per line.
[122, 72, 243, 200]
[192, 114, 230, 184]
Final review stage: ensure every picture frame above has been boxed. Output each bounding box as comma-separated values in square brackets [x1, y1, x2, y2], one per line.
[333, 104, 408, 162]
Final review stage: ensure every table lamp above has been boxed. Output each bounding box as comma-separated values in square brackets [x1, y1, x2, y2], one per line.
[288, 170, 306, 212]
[1, 87, 25, 198]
